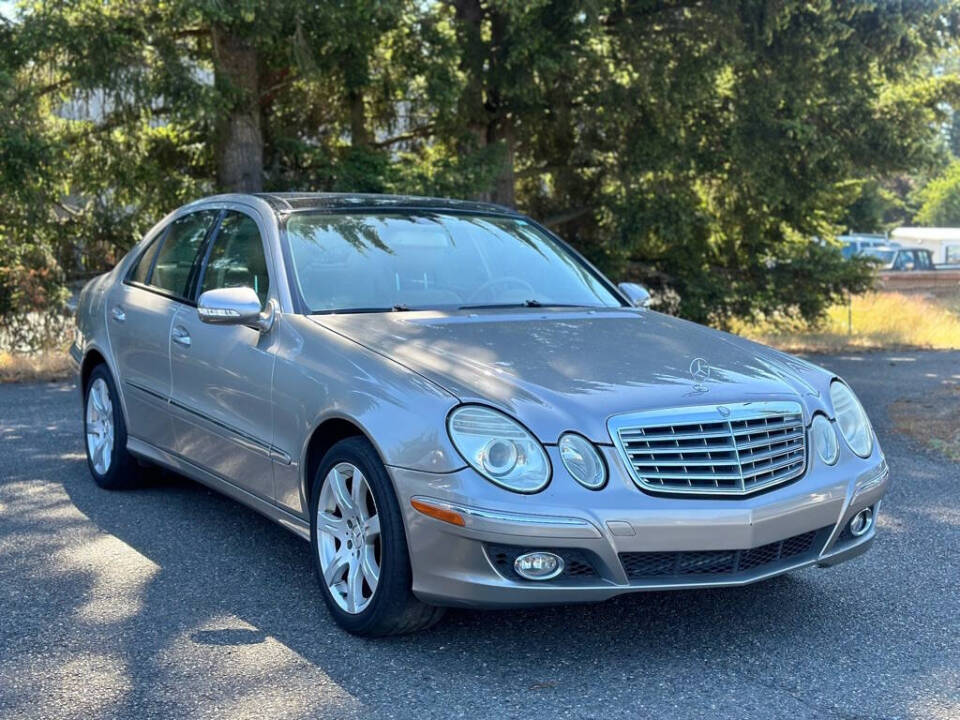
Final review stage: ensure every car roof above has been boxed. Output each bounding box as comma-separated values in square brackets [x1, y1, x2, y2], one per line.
[252, 192, 521, 216]
[839, 234, 886, 242]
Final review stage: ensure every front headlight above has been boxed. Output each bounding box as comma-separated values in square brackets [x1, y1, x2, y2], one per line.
[830, 380, 873, 457]
[558, 433, 607, 489]
[811, 414, 839, 465]
[447, 406, 551, 492]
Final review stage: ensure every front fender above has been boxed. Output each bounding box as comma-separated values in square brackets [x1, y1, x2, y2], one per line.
[270, 314, 465, 516]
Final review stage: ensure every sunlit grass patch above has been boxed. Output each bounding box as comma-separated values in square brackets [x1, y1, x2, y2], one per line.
[733, 291, 960, 353]
[0, 350, 73, 383]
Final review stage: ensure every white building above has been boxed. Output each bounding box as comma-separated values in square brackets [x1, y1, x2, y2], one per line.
[889, 227, 960, 266]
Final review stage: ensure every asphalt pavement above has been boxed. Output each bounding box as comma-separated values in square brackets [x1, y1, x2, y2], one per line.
[0, 351, 958, 719]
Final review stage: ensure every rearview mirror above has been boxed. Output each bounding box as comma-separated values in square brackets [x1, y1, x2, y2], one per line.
[618, 282, 651, 308]
[197, 286, 275, 332]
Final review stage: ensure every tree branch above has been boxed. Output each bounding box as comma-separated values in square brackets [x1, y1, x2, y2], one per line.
[543, 207, 592, 227]
[374, 124, 436, 148]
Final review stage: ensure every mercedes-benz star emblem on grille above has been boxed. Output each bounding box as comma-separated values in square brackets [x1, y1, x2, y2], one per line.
[689, 357, 711, 384]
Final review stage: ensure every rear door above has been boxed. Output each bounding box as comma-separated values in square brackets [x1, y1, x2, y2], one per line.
[107, 210, 219, 449]
[168, 208, 278, 501]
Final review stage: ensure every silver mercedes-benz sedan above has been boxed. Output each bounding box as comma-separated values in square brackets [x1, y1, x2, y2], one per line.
[71, 193, 889, 635]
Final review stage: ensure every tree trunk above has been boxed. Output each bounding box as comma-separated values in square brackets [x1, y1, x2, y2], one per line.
[452, 0, 516, 207]
[486, 10, 515, 207]
[212, 28, 263, 193]
[348, 87, 370, 148]
[488, 116, 515, 207]
[451, 0, 508, 205]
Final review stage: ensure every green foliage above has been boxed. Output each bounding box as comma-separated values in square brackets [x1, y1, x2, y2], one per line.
[3, 0, 960, 339]
[839, 179, 909, 234]
[914, 160, 960, 225]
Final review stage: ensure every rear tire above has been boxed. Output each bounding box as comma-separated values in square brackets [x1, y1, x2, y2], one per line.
[83, 364, 141, 490]
[309, 436, 445, 636]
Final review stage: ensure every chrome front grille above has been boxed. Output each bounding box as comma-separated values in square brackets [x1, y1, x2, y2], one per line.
[610, 402, 807, 496]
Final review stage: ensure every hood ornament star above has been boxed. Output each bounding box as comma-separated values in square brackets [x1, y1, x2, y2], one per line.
[690, 357, 711, 391]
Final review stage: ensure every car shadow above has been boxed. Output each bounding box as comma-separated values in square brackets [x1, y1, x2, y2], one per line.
[56, 459, 849, 713]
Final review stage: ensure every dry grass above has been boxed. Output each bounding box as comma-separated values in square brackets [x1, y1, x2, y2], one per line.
[889, 384, 960, 462]
[0, 350, 74, 384]
[733, 291, 960, 353]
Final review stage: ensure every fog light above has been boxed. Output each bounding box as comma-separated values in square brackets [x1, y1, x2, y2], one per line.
[514, 551, 564, 580]
[849, 507, 874, 537]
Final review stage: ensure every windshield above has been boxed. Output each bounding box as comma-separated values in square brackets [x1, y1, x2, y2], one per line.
[861, 249, 896, 263]
[284, 212, 623, 313]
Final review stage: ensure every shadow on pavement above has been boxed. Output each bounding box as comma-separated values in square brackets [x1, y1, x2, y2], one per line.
[2, 370, 958, 719]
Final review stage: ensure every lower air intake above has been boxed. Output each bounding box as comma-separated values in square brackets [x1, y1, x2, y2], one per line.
[619, 527, 830, 582]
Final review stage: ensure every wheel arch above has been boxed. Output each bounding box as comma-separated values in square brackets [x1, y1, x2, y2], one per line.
[80, 348, 108, 392]
[302, 416, 380, 502]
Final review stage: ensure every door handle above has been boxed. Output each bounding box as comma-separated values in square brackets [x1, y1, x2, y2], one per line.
[111, 306, 126, 323]
[171, 326, 191, 348]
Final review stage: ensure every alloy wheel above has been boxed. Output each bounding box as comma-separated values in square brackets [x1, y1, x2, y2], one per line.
[85, 377, 114, 475]
[315, 462, 382, 614]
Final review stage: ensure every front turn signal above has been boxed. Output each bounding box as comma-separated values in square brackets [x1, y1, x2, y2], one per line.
[410, 498, 466, 527]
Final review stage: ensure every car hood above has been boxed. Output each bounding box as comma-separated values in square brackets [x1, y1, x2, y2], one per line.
[310, 308, 834, 443]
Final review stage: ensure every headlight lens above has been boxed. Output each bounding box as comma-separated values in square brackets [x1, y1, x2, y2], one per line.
[558, 433, 607, 489]
[811, 414, 839, 465]
[447, 406, 551, 492]
[830, 381, 873, 457]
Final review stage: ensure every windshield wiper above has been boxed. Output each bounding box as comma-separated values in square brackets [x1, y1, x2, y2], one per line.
[312, 304, 413, 315]
[458, 300, 590, 310]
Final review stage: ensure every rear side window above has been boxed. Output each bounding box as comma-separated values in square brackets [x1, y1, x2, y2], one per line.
[149, 211, 219, 299]
[199, 211, 270, 305]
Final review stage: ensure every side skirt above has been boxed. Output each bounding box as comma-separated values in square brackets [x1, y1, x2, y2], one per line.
[127, 436, 311, 541]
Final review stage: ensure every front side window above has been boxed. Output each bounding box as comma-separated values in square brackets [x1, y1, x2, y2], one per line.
[199, 211, 270, 305]
[149, 211, 219, 299]
[894, 251, 917, 270]
[284, 213, 622, 313]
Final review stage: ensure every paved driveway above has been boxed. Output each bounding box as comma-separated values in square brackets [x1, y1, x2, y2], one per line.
[1, 351, 957, 719]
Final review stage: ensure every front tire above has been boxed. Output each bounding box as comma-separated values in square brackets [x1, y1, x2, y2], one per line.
[309, 437, 445, 636]
[83, 364, 140, 490]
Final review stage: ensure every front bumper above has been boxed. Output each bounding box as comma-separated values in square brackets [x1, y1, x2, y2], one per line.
[389, 443, 889, 608]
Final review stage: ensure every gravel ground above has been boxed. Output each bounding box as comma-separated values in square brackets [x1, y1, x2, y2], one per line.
[0, 351, 958, 720]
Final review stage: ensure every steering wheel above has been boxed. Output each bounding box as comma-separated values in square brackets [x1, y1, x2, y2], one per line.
[466, 276, 537, 304]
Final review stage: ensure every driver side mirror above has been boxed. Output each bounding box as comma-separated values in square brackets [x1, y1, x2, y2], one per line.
[618, 282, 651, 308]
[197, 286, 276, 332]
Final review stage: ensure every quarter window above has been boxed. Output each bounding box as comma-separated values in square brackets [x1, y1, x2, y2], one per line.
[129, 235, 164, 285]
[199, 211, 270, 305]
[149, 211, 219, 299]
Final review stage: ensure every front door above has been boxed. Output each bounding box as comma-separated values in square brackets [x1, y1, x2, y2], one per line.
[168, 209, 277, 501]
